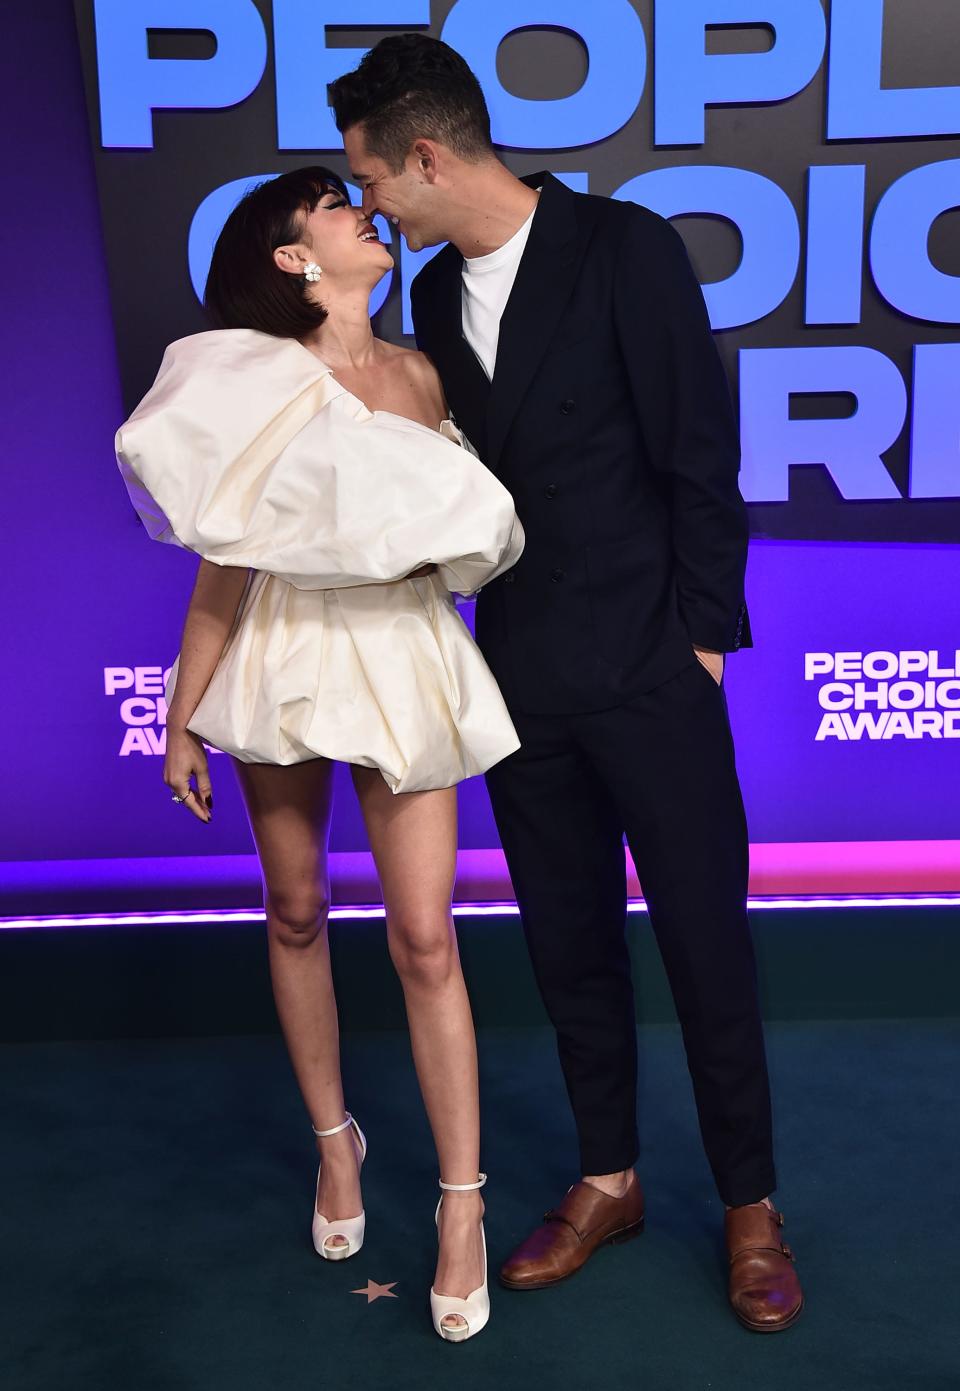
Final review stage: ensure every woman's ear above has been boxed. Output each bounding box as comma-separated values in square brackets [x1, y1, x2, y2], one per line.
[273, 244, 304, 277]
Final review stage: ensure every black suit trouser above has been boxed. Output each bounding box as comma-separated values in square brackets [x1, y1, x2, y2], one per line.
[485, 659, 776, 1208]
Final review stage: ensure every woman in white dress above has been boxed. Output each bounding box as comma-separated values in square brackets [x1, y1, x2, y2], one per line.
[116, 168, 524, 1342]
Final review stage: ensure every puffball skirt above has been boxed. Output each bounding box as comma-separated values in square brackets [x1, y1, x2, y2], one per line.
[116, 329, 524, 792]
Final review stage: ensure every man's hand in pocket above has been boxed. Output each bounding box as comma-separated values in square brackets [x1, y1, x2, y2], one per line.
[694, 646, 724, 685]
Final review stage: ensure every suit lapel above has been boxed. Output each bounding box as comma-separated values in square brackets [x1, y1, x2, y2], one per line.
[417, 245, 490, 439]
[485, 173, 584, 469]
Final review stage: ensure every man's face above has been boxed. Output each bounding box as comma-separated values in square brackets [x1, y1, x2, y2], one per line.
[344, 126, 444, 253]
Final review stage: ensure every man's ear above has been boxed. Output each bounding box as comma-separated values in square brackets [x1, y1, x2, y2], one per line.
[412, 139, 442, 183]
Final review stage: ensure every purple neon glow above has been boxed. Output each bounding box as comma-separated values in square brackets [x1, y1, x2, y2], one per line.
[2, 895, 958, 931]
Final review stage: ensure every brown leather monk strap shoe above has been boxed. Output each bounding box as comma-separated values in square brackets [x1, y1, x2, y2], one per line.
[500, 1176, 645, 1290]
[725, 1202, 804, 1332]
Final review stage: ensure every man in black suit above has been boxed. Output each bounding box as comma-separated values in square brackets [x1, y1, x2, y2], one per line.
[332, 35, 803, 1331]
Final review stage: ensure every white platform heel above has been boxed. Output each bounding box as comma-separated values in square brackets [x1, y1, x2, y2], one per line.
[429, 1174, 490, 1343]
[311, 1113, 366, 1261]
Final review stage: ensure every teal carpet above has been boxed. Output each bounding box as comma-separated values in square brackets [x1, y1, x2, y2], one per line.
[2, 1020, 957, 1391]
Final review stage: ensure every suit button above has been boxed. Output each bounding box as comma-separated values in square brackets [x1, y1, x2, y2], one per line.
[560, 399, 576, 415]
[544, 483, 558, 499]
[503, 572, 516, 584]
[550, 568, 565, 583]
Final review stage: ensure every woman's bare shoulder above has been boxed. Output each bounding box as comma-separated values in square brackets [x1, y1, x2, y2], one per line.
[381, 341, 445, 409]
[380, 340, 438, 379]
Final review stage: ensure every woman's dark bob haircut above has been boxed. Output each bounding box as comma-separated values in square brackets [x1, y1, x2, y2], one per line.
[204, 167, 349, 339]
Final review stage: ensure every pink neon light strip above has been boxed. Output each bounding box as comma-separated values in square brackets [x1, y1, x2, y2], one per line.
[745, 841, 960, 894]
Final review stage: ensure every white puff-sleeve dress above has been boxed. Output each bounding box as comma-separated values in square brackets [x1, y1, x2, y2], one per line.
[116, 329, 524, 793]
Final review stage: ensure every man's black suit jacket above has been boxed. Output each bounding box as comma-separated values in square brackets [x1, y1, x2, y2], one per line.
[411, 172, 751, 717]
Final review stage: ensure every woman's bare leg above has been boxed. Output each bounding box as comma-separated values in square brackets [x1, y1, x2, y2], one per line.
[352, 767, 483, 1324]
[235, 758, 361, 1238]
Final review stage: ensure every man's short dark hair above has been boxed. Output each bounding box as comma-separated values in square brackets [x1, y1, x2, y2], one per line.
[330, 34, 493, 171]
[204, 167, 348, 339]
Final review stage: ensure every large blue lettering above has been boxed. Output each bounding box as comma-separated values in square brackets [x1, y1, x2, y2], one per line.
[655, 1, 825, 146]
[274, 1, 430, 150]
[739, 347, 905, 501]
[827, 0, 960, 139]
[93, 0, 267, 149]
[910, 345, 960, 498]
[441, 0, 644, 148]
[90, 1, 960, 514]
[804, 165, 865, 326]
[614, 167, 799, 330]
[870, 158, 960, 324]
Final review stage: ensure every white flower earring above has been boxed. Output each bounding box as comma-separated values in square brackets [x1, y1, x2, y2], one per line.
[303, 262, 323, 283]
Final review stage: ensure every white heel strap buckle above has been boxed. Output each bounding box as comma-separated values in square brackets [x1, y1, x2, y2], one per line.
[438, 1172, 487, 1192]
[312, 1112, 354, 1138]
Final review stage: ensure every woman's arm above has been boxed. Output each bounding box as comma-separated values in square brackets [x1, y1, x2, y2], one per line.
[164, 558, 250, 823]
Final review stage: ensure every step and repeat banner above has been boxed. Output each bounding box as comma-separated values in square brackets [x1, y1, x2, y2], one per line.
[12, 0, 957, 876]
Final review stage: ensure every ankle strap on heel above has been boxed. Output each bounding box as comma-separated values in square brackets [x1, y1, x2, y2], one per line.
[439, 1173, 487, 1192]
[312, 1112, 355, 1138]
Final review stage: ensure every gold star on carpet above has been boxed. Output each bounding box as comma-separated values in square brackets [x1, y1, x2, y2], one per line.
[351, 1279, 398, 1304]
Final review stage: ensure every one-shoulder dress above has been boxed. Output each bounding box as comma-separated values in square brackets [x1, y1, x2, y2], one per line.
[116, 329, 525, 793]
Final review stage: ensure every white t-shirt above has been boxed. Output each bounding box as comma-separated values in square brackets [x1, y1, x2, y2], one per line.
[461, 205, 537, 381]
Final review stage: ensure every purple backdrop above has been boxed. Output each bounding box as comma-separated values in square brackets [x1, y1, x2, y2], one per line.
[0, 3, 954, 889]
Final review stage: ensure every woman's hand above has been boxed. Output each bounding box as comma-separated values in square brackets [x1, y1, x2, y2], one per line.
[163, 726, 214, 823]
[161, 558, 248, 824]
